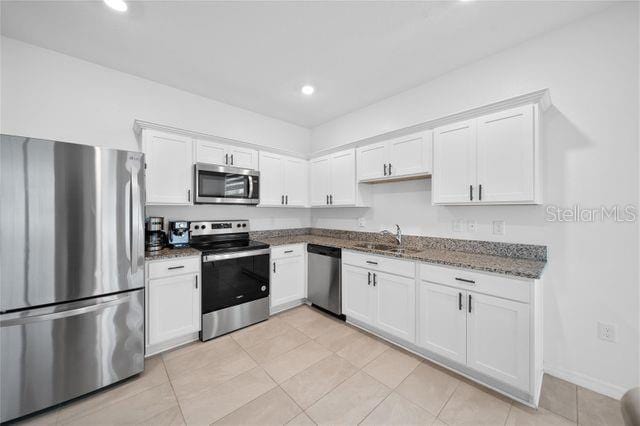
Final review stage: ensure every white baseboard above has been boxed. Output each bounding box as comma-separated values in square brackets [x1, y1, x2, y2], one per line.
[544, 364, 627, 400]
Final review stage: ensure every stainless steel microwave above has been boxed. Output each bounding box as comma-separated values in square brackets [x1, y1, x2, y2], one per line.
[194, 163, 260, 204]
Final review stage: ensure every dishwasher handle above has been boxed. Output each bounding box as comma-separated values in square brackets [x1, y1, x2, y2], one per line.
[307, 244, 342, 258]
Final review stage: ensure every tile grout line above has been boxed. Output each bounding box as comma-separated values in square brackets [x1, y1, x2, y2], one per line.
[162, 356, 188, 425]
[434, 379, 462, 421]
[354, 370, 394, 425]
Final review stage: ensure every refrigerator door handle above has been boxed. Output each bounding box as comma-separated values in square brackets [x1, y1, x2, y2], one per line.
[131, 167, 142, 274]
[0, 292, 136, 327]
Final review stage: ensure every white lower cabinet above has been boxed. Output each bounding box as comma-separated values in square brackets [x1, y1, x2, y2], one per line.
[342, 249, 541, 404]
[270, 244, 305, 311]
[145, 256, 201, 355]
[342, 253, 416, 343]
[466, 292, 530, 391]
[417, 281, 467, 364]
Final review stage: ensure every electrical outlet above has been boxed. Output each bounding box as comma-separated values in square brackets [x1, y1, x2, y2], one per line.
[467, 220, 477, 233]
[358, 217, 366, 228]
[598, 322, 617, 342]
[452, 219, 464, 232]
[492, 220, 506, 235]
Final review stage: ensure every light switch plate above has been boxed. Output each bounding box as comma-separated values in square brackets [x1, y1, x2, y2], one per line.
[466, 220, 477, 233]
[358, 217, 366, 228]
[492, 220, 506, 235]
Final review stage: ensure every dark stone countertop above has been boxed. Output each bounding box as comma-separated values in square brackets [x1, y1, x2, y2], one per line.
[255, 234, 546, 279]
[144, 247, 201, 261]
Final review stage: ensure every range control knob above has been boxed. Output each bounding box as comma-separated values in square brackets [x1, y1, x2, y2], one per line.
[194, 225, 200, 230]
[242, 223, 247, 228]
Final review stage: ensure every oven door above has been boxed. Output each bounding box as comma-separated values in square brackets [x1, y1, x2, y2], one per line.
[195, 163, 260, 204]
[201, 249, 270, 314]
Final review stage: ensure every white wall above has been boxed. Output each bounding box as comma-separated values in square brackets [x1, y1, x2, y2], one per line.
[312, 3, 639, 398]
[1, 36, 312, 229]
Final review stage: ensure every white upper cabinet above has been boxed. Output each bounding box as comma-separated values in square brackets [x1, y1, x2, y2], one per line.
[310, 148, 363, 207]
[356, 142, 387, 181]
[196, 139, 258, 170]
[476, 105, 535, 203]
[258, 151, 308, 207]
[258, 151, 285, 206]
[283, 156, 309, 207]
[143, 130, 194, 205]
[357, 131, 432, 182]
[432, 103, 541, 205]
[432, 120, 477, 204]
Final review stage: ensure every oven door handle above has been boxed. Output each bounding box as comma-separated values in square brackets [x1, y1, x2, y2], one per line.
[203, 248, 271, 262]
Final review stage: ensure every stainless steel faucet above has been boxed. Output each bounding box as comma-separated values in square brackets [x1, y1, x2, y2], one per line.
[380, 224, 402, 245]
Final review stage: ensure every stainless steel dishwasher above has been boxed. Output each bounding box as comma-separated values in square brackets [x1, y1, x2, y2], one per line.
[307, 244, 342, 316]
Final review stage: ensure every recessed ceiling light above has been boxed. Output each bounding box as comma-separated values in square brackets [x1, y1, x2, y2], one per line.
[301, 85, 315, 96]
[104, 0, 128, 12]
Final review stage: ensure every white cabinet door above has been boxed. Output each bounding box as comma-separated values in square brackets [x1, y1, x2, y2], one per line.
[271, 255, 305, 307]
[258, 152, 285, 206]
[477, 105, 534, 203]
[342, 265, 375, 325]
[144, 130, 193, 205]
[284, 157, 309, 207]
[466, 292, 530, 391]
[374, 271, 416, 343]
[388, 131, 432, 177]
[310, 155, 331, 206]
[432, 121, 477, 204]
[329, 149, 356, 206]
[357, 142, 387, 181]
[195, 139, 227, 166]
[148, 274, 200, 346]
[229, 146, 258, 170]
[417, 281, 467, 365]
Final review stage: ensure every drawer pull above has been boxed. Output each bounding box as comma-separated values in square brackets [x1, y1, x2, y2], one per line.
[366, 260, 378, 265]
[168, 265, 185, 270]
[455, 277, 475, 284]
[284, 250, 293, 254]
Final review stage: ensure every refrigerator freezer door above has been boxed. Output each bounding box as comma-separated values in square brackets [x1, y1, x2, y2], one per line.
[0, 136, 145, 311]
[0, 289, 144, 422]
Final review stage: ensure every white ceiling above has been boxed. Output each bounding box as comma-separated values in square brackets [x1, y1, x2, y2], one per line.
[1, 1, 611, 127]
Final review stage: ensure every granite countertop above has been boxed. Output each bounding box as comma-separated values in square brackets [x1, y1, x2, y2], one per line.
[144, 247, 201, 261]
[255, 234, 546, 279]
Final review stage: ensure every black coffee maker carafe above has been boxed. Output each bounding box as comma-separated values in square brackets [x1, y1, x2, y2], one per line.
[145, 217, 167, 252]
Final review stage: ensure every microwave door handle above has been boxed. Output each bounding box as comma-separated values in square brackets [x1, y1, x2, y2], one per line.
[248, 176, 254, 199]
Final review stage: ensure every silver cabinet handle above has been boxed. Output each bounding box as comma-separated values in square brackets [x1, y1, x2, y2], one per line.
[383, 164, 387, 176]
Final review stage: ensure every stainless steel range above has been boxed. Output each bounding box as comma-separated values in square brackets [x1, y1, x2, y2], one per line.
[188, 220, 270, 341]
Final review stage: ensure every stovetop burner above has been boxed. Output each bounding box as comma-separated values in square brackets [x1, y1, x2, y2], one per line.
[187, 219, 269, 255]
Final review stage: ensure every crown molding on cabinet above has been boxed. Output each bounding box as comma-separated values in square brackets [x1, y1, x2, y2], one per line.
[132, 119, 309, 160]
[311, 88, 551, 158]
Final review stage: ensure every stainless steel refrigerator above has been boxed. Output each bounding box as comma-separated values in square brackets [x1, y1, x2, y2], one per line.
[0, 135, 145, 422]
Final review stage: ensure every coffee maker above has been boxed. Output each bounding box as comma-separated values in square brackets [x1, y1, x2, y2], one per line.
[145, 217, 167, 252]
[168, 221, 189, 248]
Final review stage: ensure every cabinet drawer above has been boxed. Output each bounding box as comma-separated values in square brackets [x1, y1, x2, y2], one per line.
[148, 257, 200, 279]
[271, 244, 305, 259]
[343, 250, 415, 278]
[419, 263, 530, 303]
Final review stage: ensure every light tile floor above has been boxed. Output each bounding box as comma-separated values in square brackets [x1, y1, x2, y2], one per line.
[14, 305, 626, 426]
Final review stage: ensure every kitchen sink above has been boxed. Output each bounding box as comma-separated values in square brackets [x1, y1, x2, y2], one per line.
[353, 243, 421, 254]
